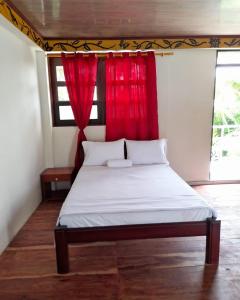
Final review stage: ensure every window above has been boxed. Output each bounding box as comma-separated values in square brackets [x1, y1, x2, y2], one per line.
[210, 51, 240, 180]
[48, 57, 105, 126]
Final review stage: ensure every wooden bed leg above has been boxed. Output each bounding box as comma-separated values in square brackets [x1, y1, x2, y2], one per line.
[55, 227, 69, 274]
[205, 218, 221, 264]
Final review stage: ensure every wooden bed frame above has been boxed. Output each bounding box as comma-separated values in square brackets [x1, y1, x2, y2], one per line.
[54, 144, 221, 274]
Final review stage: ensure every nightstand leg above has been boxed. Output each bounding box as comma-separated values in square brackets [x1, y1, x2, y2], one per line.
[41, 181, 51, 201]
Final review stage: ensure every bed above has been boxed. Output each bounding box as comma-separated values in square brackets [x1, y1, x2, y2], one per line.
[55, 142, 220, 274]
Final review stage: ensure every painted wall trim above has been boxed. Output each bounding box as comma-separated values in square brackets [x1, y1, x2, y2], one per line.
[43, 37, 240, 51]
[1, 0, 240, 51]
[0, 0, 44, 49]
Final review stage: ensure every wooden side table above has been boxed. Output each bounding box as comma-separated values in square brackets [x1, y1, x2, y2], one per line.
[40, 167, 74, 201]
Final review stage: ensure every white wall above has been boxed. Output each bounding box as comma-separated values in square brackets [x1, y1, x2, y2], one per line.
[36, 52, 54, 168]
[0, 16, 44, 253]
[41, 49, 216, 182]
[156, 50, 216, 181]
[52, 126, 105, 167]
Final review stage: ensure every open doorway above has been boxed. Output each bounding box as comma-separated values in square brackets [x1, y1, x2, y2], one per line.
[210, 51, 240, 180]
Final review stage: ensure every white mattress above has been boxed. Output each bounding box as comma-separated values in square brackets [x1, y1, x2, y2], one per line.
[58, 165, 216, 228]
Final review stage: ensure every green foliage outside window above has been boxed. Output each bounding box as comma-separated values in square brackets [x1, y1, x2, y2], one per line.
[212, 77, 240, 161]
[213, 80, 240, 138]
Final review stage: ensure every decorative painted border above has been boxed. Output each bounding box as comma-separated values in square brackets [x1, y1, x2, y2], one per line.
[1, 0, 240, 51]
[43, 37, 240, 51]
[0, 0, 44, 49]
[44, 38, 209, 51]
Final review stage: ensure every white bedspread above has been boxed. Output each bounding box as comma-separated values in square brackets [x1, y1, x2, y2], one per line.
[58, 165, 216, 227]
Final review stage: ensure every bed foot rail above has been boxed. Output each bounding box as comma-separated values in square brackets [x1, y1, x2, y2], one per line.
[205, 218, 221, 264]
[55, 226, 69, 274]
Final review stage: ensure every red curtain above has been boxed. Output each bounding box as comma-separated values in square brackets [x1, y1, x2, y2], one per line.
[105, 51, 159, 141]
[61, 53, 98, 170]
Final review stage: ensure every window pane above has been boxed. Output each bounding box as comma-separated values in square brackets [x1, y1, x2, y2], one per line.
[215, 66, 240, 125]
[90, 105, 98, 119]
[217, 51, 240, 64]
[56, 66, 65, 81]
[57, 86, 69, 101]
[59, 105, 98, 121]
[93, 86, 97, 100]
[59, 106, 74, 120]
[210, 65, 240, 180]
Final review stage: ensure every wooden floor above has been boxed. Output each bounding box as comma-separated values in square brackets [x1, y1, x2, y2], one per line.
[0, 184, 240, 299]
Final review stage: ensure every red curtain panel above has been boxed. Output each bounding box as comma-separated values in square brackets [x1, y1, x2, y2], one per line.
[105, 51, 159, 141]
[61, 53, 98, 170]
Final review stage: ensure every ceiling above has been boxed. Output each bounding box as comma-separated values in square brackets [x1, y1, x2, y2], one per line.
[8, 0, 240, 39]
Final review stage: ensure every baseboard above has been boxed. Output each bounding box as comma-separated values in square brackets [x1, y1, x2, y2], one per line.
[188, 180, 240, 186]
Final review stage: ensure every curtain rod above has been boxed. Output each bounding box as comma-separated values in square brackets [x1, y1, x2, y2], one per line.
[47, 52, 174, 58]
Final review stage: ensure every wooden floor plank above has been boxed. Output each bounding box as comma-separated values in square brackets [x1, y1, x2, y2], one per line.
[0, 184, 240, 299]
[118, 265, 240, 300]
[0, 274, 119, 300]
[0, 245, 117, 278]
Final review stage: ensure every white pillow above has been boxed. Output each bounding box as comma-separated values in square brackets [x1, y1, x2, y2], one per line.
[126, 139, 169, 165]
[107, 159, 133, 168]
[82, 139, 124, 166]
